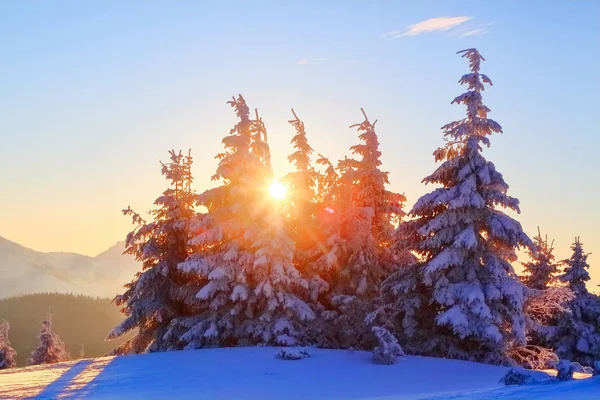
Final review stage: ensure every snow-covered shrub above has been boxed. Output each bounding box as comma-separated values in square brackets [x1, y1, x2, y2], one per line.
[500, 368, 537, 386]
[275, 348, 311, 360]
[570, 361, 585, 373]
[556, 359, 575, 381]
[322, 295, 375, 350]
[371, 326, 404, 365]
[507, 345, 558, 370]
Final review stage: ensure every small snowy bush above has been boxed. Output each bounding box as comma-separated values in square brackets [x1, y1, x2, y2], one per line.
[275, 348, 311, 360]
[556, 359, 575, 381]
[371, 326, 404, 365]
[500, 368, 537, 386]
[570, 361, 585, 373]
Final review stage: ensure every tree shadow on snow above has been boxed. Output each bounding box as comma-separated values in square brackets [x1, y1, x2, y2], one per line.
[28, 357, 116, 400]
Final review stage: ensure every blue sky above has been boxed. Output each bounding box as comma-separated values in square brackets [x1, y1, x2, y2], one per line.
[0, 1, 598, 284]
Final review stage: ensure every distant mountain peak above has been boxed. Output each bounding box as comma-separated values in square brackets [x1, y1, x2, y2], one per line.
[0, 236, 138, 299]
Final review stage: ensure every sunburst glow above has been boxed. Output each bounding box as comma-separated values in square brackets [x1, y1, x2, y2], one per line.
[269, 181, 287, 200]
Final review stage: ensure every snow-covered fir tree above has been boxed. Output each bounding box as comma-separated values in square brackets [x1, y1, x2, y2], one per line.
[560, 237, 592, 296]
[335, 109, 406, 299]
[319, 109, 407, 349]
[378, 49, 533, 364]
[178, 95, 315, 348]
[107, 150, 199, 354]
[28, 313, 70, 365]
[309, 153, 345, 288]
[284, 109, 318, 241]
[550, 237, 600, 365]
[518, 227, 571, 362]
[521, 227, 561, 290]
[283, 109, 328, 303]
[0, 320, 17, 370]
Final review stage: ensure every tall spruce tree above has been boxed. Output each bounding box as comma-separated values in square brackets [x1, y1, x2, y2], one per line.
[177, 95, 315, 348]
[550, 237, 600, 365]
[28, 313, 70, 365]
[0, 320, 17, 369]
[284, 109, 318, 249]
[107, 150, 198, 354]
[335, 109, 406, 300]
[321, 110, 406, 349]
[521, 227, 561, 290]
[283, 109, 329, 302]
[379, 49, 533, 364]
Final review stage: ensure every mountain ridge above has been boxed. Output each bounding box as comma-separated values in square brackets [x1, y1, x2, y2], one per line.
[0, 236, 138, 299]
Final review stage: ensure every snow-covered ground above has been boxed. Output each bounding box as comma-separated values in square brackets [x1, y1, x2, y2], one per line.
[0, 347, 597, 399]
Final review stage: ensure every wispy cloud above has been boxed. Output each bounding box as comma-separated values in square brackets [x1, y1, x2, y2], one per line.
[297, 59, 309, 65]
[382, 16, 472, 39]
[452, 21, 495, 38]
[458, 28, 487, 38]
[316, 57, 328, 61]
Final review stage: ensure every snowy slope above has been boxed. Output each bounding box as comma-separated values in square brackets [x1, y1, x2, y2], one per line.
[0, 237, 138, 299]
[0, 347, 596, 400]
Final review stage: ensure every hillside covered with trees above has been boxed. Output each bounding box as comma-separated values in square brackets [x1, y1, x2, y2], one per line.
[0, 293, 128, 366]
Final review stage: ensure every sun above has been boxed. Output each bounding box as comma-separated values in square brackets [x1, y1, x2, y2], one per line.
[269, 181, 287, 200]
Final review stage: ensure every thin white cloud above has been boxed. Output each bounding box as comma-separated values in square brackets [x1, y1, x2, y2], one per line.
[458, 28, 487, 38]
[316, 58, 328, 61]
[383, 16, 472, 39]
[453, 21, 495, 38]
[298, 59, 309, 65]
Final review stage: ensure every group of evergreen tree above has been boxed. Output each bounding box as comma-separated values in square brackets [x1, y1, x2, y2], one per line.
[0, 314, 70, 369]
[0, 293, 127, 367]
[108, 48, 598, 368]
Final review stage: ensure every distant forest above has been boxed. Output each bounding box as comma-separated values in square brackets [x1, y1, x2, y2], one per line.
[0, 293, 129, 366]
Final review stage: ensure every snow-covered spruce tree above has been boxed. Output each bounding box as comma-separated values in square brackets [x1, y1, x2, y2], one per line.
[320, 109, 407, 349]
[0, 319, 17, 370]
[178, 95, 315, 348]
[283, 109, 320, 250]
[107, 150, 199, 354]
[283, 109, 327, 297]
[335, 109, 407, 299]
[310, 153, 346, 287]
[517, 227, 571, 365]
[550, 237, 600, 365]
[379, 49, 533, 364]
[28, 314, 70, 365]
[521, 227, 561, 290]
